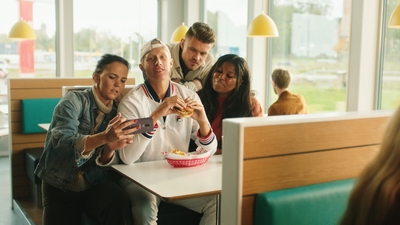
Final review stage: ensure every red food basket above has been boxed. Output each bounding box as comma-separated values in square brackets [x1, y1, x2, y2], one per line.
[166, 156, 210, 167]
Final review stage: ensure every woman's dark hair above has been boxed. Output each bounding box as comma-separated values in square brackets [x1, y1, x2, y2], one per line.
[93, 54, 130, 77]
[198, 54, 252, 123]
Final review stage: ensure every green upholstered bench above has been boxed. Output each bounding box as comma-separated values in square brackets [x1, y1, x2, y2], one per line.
[255, 178, 355, 225]
[21, 98, 60, 134]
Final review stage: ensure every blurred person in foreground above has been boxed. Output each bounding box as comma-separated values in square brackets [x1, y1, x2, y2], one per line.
[118, 38, 217, 225]
[35, 54, 136, 225]
[268, 68, 308, 116]
[339, 106, 400, 225]
[168, 22, 216, 91]
[198, 54, 263, 154]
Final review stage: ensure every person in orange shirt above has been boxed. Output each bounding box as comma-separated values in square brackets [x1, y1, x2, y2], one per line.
[268, 68, 308, 116]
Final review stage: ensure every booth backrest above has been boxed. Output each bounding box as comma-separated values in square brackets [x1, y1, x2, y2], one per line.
[221, 111, 392, 225]
[21, 98, 61, 134]
[255, 178, 355, 225]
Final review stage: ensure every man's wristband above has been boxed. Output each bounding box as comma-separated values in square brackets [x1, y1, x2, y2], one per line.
[179, 79, 186, 84]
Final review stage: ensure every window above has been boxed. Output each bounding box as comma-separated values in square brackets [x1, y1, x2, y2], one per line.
[379, 0, 400, 110]
[269, 0, 352, 113]
[204, 0, 248, 58]
[0, 0, 56, 132]
[0, 0, 56, 80]
[73, 0, 158, 84]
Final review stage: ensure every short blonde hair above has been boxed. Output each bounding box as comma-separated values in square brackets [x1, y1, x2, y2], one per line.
[271, 68, 291, 89]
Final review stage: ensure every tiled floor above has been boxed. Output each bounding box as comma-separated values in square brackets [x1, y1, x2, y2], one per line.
[0, 156, 24, 225]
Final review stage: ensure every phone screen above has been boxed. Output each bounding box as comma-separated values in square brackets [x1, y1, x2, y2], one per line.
[122, 117, 154, 134]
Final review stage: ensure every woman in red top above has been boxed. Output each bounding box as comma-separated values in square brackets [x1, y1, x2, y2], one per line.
[198, 54, 262, 154]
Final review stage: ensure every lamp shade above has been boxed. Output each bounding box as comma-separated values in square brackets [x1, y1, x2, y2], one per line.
[170, 23, 188, 43]
[389, 4, 400, 28]
[8, 20, 36, 40]
[248, 13, 279, 37]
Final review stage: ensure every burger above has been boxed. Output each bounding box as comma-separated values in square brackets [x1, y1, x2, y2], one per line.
[175, 106, 194, 117]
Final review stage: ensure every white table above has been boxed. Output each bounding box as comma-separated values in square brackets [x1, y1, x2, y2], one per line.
[112, 155, 222, 201]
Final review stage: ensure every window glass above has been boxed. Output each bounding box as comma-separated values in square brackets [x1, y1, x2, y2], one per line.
[204, 0, 248, 58]
[269, 0, 351, 113]
[0, 0, 56, 132]
[73, 0, 158, 84]
[0, 0, 56, 81]
[380, 0, 400, 110]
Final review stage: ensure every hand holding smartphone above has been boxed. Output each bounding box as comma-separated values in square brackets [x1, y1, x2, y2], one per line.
[122, 117, 153, 134]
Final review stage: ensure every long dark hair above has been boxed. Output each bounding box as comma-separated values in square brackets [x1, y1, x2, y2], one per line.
[198, 54, 252, 123]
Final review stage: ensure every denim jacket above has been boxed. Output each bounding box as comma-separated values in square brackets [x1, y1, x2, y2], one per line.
[35, 88, 117, 191]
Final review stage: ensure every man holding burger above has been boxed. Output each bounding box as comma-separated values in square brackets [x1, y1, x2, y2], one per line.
[117, 38, 217, 225]
[169, 22, 216, 91]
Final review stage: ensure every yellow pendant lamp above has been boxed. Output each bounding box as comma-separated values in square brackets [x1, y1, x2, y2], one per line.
[170, 22, 188, 43]
[9, 19, 36, 40]
[248, 12, 279, 37]
[389, 4, 400, 28]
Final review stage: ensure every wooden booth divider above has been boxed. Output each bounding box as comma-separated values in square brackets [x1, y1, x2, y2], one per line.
[220, 111, 392, 225]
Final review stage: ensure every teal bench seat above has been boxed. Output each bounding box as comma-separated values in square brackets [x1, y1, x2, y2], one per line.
[21, 98, 60, 134]
[255, 179, 355, 225]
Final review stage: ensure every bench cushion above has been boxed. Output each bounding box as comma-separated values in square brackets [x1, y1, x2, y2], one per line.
[24, 148, 43, 184]
[255, 178, 355, 225]
[21, 98, 60, 134]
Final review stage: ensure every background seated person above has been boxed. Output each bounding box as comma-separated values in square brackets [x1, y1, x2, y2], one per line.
[339, 105, 400, 225]
[34, 54, 135, 225]
[198, 54, 263, 154]
[168, 22, 216, 91]
[118, 38, 217, 225]
[268, 68, 308, 116]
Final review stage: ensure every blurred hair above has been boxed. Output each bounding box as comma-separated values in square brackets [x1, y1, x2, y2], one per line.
[185, 22, 216, 45]
[340, 106, 400, 225]
[271, 68, 291, 89]
[93, 54, 130, 77]
[198, 54, 252, 122]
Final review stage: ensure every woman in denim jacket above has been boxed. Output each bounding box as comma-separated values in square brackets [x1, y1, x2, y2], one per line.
[35, 54, 137, 225]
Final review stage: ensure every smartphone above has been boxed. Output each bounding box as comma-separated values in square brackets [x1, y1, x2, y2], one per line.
[122, 117, 154, 134]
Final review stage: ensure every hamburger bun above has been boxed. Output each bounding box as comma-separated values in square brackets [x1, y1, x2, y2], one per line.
[175, 107, 194, 117]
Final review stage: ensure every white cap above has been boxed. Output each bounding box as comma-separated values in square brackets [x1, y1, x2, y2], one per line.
[140, 38, 171, 62]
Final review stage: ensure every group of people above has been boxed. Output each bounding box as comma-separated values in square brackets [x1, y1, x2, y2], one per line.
[34, 22, 264, 225]
[32, 20, 400, 225]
